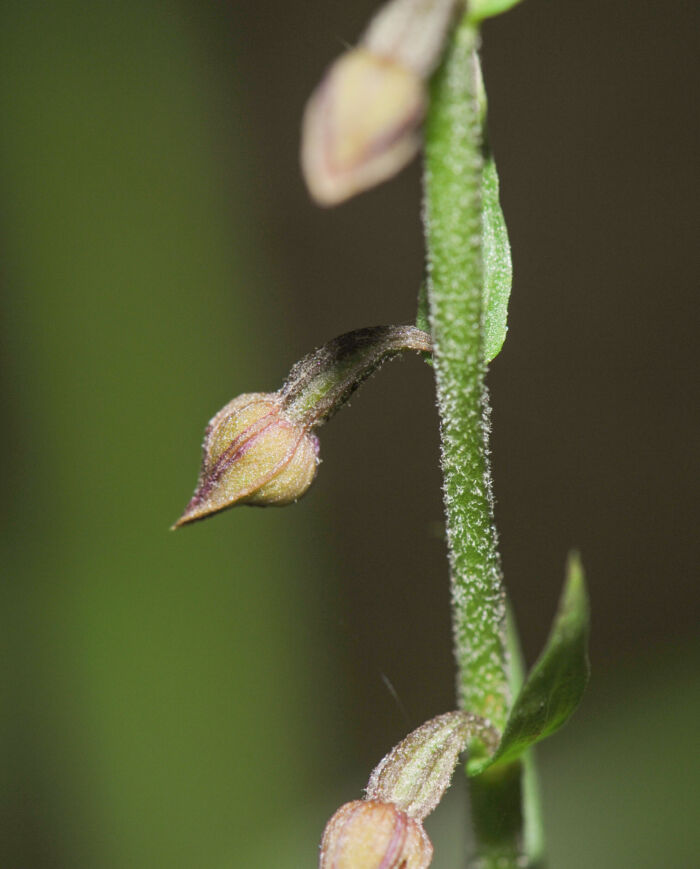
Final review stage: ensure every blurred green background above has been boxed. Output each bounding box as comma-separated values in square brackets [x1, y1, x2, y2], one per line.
[1, 1, 698, 867]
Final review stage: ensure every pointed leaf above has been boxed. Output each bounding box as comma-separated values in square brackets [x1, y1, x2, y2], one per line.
[482, 154, 512, 362]
[468, 554, 590, 775]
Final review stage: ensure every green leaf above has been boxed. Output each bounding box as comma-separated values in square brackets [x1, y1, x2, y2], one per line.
[468, 554, 591, 775]
[482, 154, 512, 362]
[469, 0, 527, 24]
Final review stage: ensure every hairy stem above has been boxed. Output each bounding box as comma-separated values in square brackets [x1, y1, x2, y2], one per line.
[423, 13, 530, 868]
[423, 16, 508, 736]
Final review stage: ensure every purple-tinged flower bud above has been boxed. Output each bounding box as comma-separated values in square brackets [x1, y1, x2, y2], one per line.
[319, 799, 432, 869]
[174, 326, 431, 528]
[317, 710, 497, 868]
[301, 48, 425, 207]
[301, 0, 460, 206]
[173, 393, 318, 527]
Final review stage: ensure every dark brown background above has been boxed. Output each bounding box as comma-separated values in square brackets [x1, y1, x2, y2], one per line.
[222, 0, 699, 736]
[1, 1, 698, 866]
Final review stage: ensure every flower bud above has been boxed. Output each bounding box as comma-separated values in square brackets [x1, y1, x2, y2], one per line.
[173, 393, 318, 527]
[317, 711, 498, 868]
[301, 0, 460, 206]
[366, 710, 498, 819]
[301, 48, 425, 207]
[174, 326, 430, 528]
[319, 799, 432, 869]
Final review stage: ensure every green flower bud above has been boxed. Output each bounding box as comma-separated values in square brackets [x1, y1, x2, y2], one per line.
[319, 799, 432, 869]
[366, 710, 498, 819]
[173, 393, 318, 527]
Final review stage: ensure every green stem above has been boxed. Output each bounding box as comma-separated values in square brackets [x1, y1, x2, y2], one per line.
[506, 604, 546, 866]
[423, 14, 534, 868]
[468, 761, 524, 868]
[423, 16, 508, 740]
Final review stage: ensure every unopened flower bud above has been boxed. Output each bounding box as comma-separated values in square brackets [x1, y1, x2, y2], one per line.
[301, 0, 460, 206]
[319, 799, 432, 869]
[318, 710, 498, 868]
[366, 710, 498, 819]
[174, 326, 430, 528]
[301, 48, 425, 207]
[173, 393, 319, 527]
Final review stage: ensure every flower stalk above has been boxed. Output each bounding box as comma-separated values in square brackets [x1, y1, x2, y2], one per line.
[282, 325, 431, 427]
[362, 0, 460, 78]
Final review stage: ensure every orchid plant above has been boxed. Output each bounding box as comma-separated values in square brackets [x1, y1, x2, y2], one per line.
[176, 1, 590, 866]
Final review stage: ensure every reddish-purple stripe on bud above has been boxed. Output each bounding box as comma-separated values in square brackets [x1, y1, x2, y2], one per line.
[173, 393, 319, 527]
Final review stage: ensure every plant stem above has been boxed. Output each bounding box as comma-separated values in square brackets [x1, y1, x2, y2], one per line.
[506, 605, 546, 867]
[468, 761, 523, 868]
[423, 13, 531, 867]
[423, 16, 508, 737]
